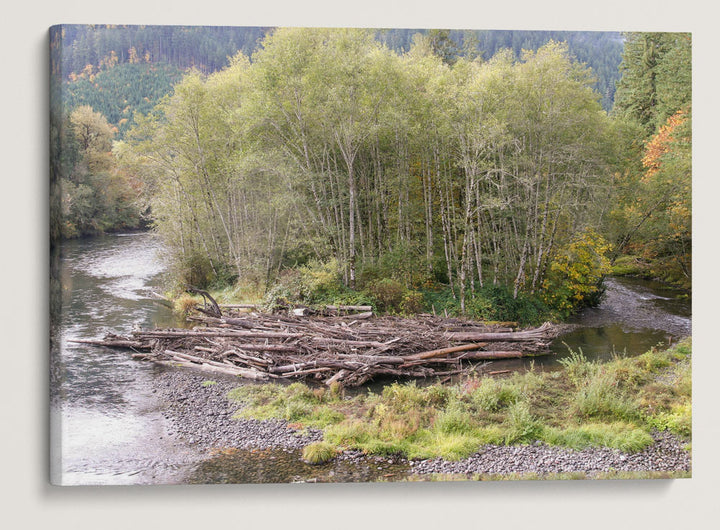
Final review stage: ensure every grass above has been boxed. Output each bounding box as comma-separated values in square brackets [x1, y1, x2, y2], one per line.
[228, 382, 346, 428]
[227, 338, 692, 462]
[173, 293, 201, 316]
[302, 442, 337, 464]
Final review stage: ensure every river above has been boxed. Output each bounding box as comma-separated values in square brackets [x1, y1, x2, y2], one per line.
[49, 232, 691, 485]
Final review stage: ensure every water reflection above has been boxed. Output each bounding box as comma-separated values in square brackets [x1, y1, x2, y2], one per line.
[548, 276, 691, 365]
[189, 448, 410, 484]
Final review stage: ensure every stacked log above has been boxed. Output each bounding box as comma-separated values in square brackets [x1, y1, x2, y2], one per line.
[73, 313, 557, 387]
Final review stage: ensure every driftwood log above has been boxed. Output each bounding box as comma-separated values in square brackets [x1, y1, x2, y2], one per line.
[73, 311, 558, 387]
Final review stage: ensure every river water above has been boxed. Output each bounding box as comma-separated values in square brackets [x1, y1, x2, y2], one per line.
[49, 232, 691, 485]
[50, 233, 201, 485]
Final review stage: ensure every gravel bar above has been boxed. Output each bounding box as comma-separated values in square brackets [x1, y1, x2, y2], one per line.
[152, 369, 323, 450]
[152, 368, 691, 479]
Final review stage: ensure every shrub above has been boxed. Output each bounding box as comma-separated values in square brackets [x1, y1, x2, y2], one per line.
[365, 278, 406, 313]
[649, 402, 692, 438]
[424, 284, 551, 325]
[297, 258, 344, 302]
[470, 377, 523, 412]
[542, 229, 612, 318]
[573, 370, 640, 422]
[557, 348, 597, 386]
[365, 241, 433, 289]
[401, 290, 426, 315]
[503, 401, 541, 444]
[172, 251, 216, 290]
[434, 403, 475, 436]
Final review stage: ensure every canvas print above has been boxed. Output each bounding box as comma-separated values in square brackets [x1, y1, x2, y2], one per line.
[49, 25, 691, 485]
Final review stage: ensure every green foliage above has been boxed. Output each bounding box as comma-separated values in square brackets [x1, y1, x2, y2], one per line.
[503, 401, 541, 444]
[648, 403, 691, 438]
[611, 255, 653, 278]
[114, 28, 627, 312]
[58, 24, 268, 80]
[359, 241, 433, 290]
[260, 260, 374, 311]
[609, 33, 692, 290]
[613, 32, 691, 135]
[572, 369, 640, 422]
[57, 106, 143, 238]
[424, 285, 551, 325]
[400, 290, 425, 315]
[469, 377, 524, 413]
[170, 252, 217, 291]
[557, 348, 597, 386]
[365, 279, 406, 313]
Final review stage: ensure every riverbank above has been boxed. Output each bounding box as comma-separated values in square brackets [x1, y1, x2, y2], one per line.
[152, 339, 692, 481]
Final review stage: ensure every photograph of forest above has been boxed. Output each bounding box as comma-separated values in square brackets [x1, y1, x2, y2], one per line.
[49, 25, 691, 485]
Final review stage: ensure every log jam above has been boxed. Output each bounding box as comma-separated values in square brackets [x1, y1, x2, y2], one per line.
[72, 310, 558, 387]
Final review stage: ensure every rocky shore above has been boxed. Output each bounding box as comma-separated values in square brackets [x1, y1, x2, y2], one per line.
[152, 368, 691, 481]
[153, 368, 323, 449]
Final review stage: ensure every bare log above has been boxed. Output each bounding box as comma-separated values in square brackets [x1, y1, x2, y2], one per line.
[163, 350, 270, 380]
[325, 305, 373, 312]
[443, 322, 555, 342]
[402, 342, 488, 361]
[69, 337, 150, 350]
[337, 311, 374, 320]
[187, 288, 222, 318]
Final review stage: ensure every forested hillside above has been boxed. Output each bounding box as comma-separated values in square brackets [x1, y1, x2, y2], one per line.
[58, 25, 623, 112]
[63, 62, 184, 137]
[57, 25, 269, 77]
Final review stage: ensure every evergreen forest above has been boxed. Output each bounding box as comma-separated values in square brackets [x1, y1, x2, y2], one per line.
[49, 26, 692, 324]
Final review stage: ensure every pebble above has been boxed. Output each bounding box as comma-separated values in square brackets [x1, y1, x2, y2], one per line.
[152, 370, 323, 450]
[410, 431, 691, 477]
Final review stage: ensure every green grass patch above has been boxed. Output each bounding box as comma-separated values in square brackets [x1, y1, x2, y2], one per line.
[543, 422, 654, 452]
[228, 382, 346, 428]
[301, 442, 337, 464]
[227, 339, 692, 461]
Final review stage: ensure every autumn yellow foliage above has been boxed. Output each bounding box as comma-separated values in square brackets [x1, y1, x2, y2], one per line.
[542, 229, 612, 317]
